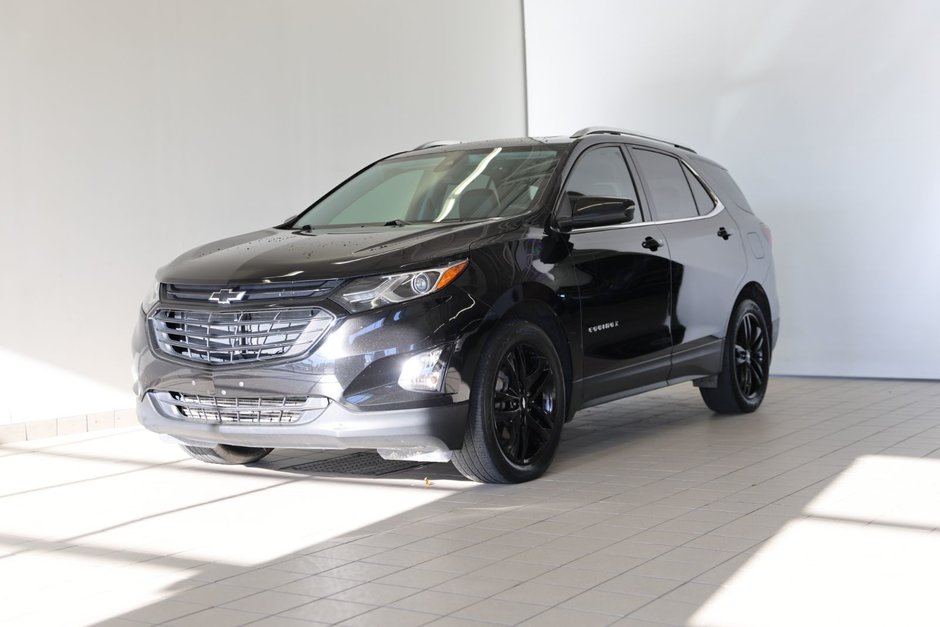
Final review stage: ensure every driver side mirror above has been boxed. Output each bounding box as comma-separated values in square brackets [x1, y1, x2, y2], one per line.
[558, 196, 636, 230]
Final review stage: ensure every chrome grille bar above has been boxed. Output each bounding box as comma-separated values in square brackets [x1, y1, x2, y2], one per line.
[150, 308, 334, 365]
[154, 392, 328, 424]
[165, 279, 342, 303]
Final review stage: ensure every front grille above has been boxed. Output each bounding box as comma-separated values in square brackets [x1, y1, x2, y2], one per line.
[164, 279, 342, 304]
[150, 308, 334, 365]
[158, 392, 328, 424]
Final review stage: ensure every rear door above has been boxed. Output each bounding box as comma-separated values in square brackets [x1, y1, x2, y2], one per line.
[629, 147, 747, 382]
[557, 145, 674, 402]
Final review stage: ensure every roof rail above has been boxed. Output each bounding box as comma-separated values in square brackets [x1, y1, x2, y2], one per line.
[413, 140, 460, 150]
[570, 127, 696, 154]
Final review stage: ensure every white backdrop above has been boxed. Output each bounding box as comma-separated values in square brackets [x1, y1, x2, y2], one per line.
[524, 0, 940, 379]
[3, 1, 936, 426]
[0, 0, 526, 424]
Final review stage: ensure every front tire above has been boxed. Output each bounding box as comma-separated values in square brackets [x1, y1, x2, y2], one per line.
[452, 321, 565, 483]
[180, 444, 273, 465]
[700, 298, 771, 414]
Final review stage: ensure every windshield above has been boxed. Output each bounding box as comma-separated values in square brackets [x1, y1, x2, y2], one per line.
[291, 147, 561, 228]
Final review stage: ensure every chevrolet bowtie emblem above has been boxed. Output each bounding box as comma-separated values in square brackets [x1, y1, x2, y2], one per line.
[208, 289, 246, 304]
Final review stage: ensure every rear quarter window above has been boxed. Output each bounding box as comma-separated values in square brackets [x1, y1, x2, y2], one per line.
[690, 159, 753, 213]
[683, 165, 716, 215]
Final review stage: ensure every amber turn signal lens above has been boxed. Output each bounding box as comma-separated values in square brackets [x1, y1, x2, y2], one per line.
[434, 260, 469, 290]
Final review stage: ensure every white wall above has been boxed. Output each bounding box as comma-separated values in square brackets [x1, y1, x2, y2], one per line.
[0, 0, 527, 424]
[525, 0, 940, 379]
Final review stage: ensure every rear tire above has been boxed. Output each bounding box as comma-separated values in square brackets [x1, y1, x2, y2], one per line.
[180, 444, 273, 465]
[452, 320, 565, 483]
[700, 298, 770, 414]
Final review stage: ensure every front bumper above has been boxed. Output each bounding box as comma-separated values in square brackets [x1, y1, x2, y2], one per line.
[137, 391, 467, 457]
[132, 289, 493, 456]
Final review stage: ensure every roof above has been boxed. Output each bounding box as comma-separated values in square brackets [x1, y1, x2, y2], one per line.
[407, 127, 701, 157]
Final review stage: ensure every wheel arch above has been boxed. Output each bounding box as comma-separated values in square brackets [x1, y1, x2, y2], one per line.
[737, 281, 773, 354]
[494, 284, 577, 423]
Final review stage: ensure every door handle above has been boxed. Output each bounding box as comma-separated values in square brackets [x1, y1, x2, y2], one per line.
[642, 236, 664, 251]
[717, 227, 732, 240]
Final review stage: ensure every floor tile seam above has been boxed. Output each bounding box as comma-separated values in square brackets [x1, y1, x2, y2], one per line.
[458, 525, 730, 616]
[597, 546, 747, 621]
[223, 586, 332, 609]
[584, 397, 880, 509]
[697, 474, 838, 541]
[582, 443, 801, 529]
[129, 597, 216, 625]
[310, 567, 460, 599]
[1, 584, 215, 626]
[673, 400, 936, 500]
[802, 409, 940, 466]
[0, 536, 235, 576]
[0, 457, 192, 502]
[356, 504, 573, 564]
[504, 596, 633, 624]
[540, 524, 740, 574]
[0, 427, 142, 457]
[270, 595, 381, 624]
[353, 540, 476, 569]
[442, 607, 545, 627]
[877, 422, 940, 452]
[322, 581, 444, 614]
[47, 475, 312, 558]
[367, 607, 441, 625]
[802, 511, 940, 535]
[603, 452, 850, 554]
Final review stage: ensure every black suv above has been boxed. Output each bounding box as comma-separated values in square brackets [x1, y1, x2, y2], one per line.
[133, 127, 779, 483]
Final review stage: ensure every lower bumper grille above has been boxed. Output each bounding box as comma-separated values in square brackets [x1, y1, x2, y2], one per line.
[150, 307, 334, 365]
[155, 392, 328, 424]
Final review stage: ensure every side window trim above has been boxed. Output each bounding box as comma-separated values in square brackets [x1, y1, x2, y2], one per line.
[552, 142, 725, 233]
[681, 165, 704, 216]
[627, 145, 725, 226]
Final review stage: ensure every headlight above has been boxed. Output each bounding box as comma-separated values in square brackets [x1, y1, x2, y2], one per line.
[141, 281, 161, 312]
[333, 260, 469, 312]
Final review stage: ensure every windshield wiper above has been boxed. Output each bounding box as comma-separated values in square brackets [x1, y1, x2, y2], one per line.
[383, 219, 409, 227]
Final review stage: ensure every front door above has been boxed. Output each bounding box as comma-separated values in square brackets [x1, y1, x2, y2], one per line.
[557, 145, 674, 403]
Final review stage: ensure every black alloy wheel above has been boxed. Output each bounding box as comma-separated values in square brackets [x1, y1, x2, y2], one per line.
[733, 311, 767, 400]
[700, 298, 770, 414]
[452, 320, 565, 483]
[492, 343, 557, 466]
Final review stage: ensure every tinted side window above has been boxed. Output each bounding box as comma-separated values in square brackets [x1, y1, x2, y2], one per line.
[692, 159, 753, 213]
[564, 146, 641, 222]
[684, 165, 716, 215]
[633, 149, 698, 221]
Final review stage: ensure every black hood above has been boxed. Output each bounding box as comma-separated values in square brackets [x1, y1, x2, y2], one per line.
[158, 221, 501, 284]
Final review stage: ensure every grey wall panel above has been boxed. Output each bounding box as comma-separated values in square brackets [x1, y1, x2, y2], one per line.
[0, 0, 526, 423]
[525, 0, 940, 379]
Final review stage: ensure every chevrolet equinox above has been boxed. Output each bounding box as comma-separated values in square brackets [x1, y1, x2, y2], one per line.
[132, 127, 779, 483]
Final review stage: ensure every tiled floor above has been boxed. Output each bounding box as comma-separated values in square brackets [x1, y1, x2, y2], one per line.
[1, 377, 939, 626]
